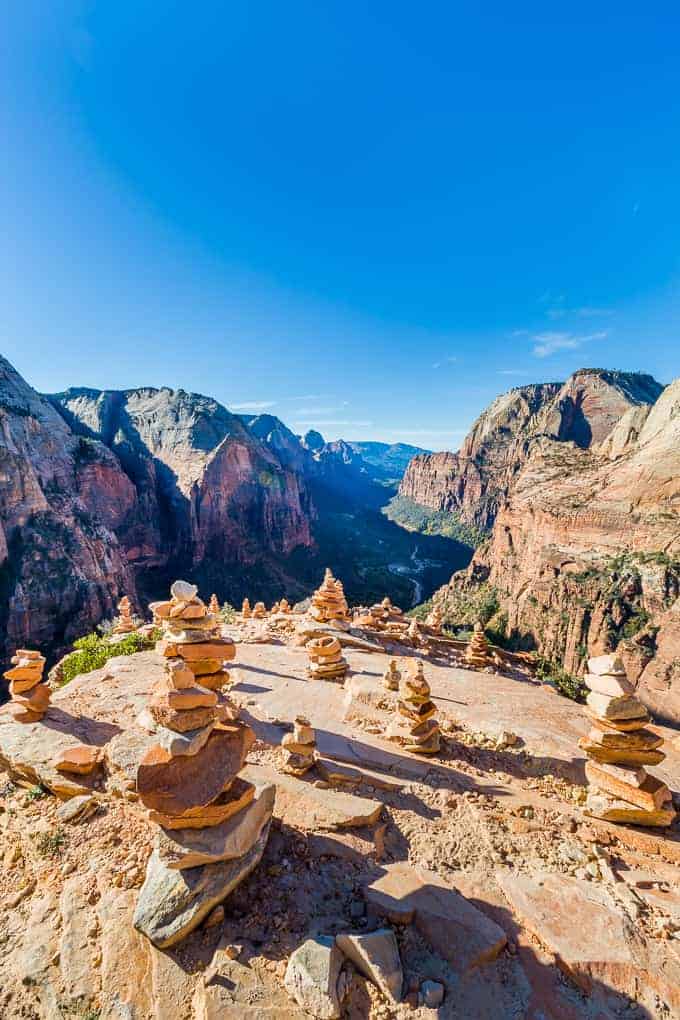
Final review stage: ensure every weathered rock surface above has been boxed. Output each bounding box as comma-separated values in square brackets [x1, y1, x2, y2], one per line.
[284, 935, 343, 1019]
[243, 763, 383, 830]
[364, 861, 507, 972]
[336, 928, 403, 1003]
[133, 821, 271, 947]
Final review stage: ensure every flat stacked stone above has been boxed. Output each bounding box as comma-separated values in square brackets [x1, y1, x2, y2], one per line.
[208, 593, 220, 616]
[134, 647, 275, 947]
[310, 568, 350, 628]
[114, 595, 136, 634]
[2, 649, 50, 723]
[465, 623, 492, 667]
[306, 635, 349, 682]
[281, 716, 316, 775]
[252, 601, 267, 619]
[579, 654, 676, 827]
[152, 580, 235, 692]
[388, 661, 440, 754]
[241, 598, 252, 619]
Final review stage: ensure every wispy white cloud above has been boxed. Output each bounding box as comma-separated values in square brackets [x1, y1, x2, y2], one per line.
[293, 406, 346, 417]
[576, 306, 613, 318]
[498, 369, 531, 376]
[532, 330, 608, 358]
[230, 400, 277, 412]
[432, 355, 458, 369]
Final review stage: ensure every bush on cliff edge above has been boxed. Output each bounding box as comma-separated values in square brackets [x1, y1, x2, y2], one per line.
[58, 629, 161, 686]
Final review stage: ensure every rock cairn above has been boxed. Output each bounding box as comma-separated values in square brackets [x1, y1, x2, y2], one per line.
[306, 635, 349, 682]
[279, 598, 292, 614]
[2, 649, 50, 723]
[579, 654, 676, 827]
[383, 659, 401, 692]
[209, 593, 220, 616]
[388, 661, 440, 754]
[241, 598, 252, 619]
[271, 601, 281, 614]
[425, 606, 443, 634]
[310, 568, 350, 628]
[134, 648, 275, 946]
[407, 619, 421, 646]
[252, 601, 267, 620]
[114, 595, 136, 634]
[152, 581, 235, 692]
[465, 623, 492, 668]
[281, 716, 316, 775]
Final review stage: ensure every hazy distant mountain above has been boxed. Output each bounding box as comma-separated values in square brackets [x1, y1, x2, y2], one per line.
[348, 441, 430, 483]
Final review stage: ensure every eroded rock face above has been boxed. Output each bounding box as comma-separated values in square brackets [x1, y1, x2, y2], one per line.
[399, 370, 662, 530]
[0, 356, 135, 667]
[437, 375, 680, 721]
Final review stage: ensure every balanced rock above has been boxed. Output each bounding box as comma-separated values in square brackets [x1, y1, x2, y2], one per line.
[465, 622, 492, 668]
[382, 660, 401, 692]
[387, 661, 440, 754]
[114, 595, 136, 634]
[2, 649, 50, 722]
[281, 716, 317, 775]
[306, 636, 349, 682]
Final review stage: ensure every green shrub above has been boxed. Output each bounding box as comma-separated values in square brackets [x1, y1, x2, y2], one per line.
[536, 657, 587, 702]
[59, 628, 161, 686]
[220, 602, 238, 624]
[35, 829, 66, 858]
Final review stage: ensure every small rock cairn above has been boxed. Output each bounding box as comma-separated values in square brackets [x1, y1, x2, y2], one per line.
[578, 654, 676, 827]
[279, 598, 292, 614]
[306, 635, 349, 682]
[270, 601, 281, 614]
[281, 716, 316, 775]
[388, 661, 440, 754]
[383, 659, 401, 691]
[152, 581, 235, 691]
[3, 649, 50, 723]
[114, 595, 136, 634]
[252, 601, 267, 620]
[465, 622, 492, 668]
[309, 568, 350, 628]
[208, 593, 220, 616]
[425, 606, 443, 634]
[241, 598, 252, 619]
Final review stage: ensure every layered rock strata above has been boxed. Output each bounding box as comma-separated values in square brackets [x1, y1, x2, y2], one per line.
[579, 655, 676, 827]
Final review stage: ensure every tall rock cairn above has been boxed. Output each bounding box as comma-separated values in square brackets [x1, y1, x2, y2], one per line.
[388, 661, 440, 755]
[309, 568, 350, 629]
[152, 581, 235, 691]
[208, 593, 220, 616]
[579, 654, 676, 827]
[114, 595, 136, 634]
[134, 648, 275, 946]
[465, 622, 492, 668]
[241, 598, 252, 619]
[2, 649, 50, 723]
[281, 716, 317, 775]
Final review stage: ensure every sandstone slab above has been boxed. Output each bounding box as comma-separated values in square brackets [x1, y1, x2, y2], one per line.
[156, 783, 275, 868]
[586, 761, 671, 812]
[133, 820, 271, 948]
[243, 764, 382, 830]
[284, 935, 343, 1019]
[363, 861, 506, 972]
[336, 928, 402, 1003]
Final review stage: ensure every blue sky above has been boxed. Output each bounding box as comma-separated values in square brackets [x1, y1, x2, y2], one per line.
[3, 3, 680, 451]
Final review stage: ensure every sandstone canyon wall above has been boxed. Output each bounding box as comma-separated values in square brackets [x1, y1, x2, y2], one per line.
[427, 370, 680, 723]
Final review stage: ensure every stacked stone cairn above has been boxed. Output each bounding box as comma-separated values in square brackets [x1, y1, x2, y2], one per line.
[114, 595, 136, 634]
[133, 642, 275, 947]
[252, 601, 267, 620]
[2, 650, 50, 723]
[281, 715, 316, 775]
[270, 600, 281, 614]
[383, 659, 401, 692]
[465, 622, 492, 667]
[279, 598, 292, 614]
[152, 580, 235, 691]
[306, 635, 349, 682]
[388, 661, 440, 754]
[241, 598, 252, 619]
[309, 568, 350, 628]
[579, 654, 676, 827]
[208, 593, 220, 616]
[407, 619, 421, 646]
[425, 606, 443, 635]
